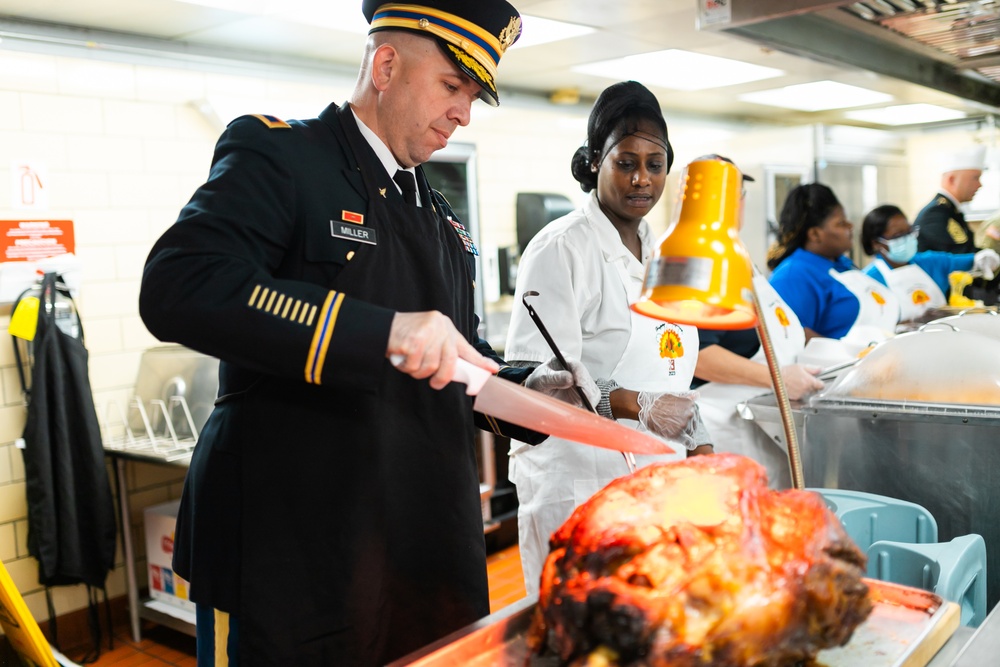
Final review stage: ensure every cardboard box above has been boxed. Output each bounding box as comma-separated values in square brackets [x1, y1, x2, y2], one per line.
[144, 500, 195, 614]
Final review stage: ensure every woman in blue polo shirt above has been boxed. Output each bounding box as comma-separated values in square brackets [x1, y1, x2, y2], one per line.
[860, 204, 1000, 322]
[768, 183, 899, 340]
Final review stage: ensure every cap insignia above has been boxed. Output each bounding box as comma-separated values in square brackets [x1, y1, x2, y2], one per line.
[498, 16, 521, 54]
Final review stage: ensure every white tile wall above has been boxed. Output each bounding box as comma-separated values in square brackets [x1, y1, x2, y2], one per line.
[0, 444, 11, 486]
[66, 135, 145, 172]
[56, 60, 136, 99]
[21, 93, 105, 135]
[0, 522, 15, 561]
[0, 52, 60, 94]
[0, 91, 22, 129]
[104, 99, 175, 137]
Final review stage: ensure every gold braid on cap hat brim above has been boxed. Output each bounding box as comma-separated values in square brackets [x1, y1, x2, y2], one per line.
[371, 4, 521, 89]
[445, 44, 496, 92]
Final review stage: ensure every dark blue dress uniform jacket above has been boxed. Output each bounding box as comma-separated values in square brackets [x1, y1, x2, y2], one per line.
[139, 102, 540, 666]
[915, 193, 978, 254]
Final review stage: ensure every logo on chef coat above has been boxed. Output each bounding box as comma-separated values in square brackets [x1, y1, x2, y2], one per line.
[870, 289, 887, 308]
[655, 323, 685, 374]
[911, 289, 931, 306]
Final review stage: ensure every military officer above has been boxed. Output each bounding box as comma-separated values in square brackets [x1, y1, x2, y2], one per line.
[915, 145, 985, 254]
[138, 2, 592, 665]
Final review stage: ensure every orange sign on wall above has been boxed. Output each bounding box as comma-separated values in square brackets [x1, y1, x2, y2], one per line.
[0, 219, 74, 262]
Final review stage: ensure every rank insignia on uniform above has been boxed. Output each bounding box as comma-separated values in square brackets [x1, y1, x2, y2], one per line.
[947, 218, 969, 243]
[342, 210, 364, 225]
[251, 114, 291, 129]
[448, 217, 478, 255]
[936, 196, 949, 206]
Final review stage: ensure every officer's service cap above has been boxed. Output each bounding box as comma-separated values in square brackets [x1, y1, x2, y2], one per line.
[362, 0, 522, 107]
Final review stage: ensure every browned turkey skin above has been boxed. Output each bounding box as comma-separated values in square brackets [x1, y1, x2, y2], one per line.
[527, 454, 872, 667]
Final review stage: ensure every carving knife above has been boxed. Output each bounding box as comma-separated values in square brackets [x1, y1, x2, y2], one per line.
[392, 355, 674, 455]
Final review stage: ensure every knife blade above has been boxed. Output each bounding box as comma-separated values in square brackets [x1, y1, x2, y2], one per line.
[391, 355, 674, 455]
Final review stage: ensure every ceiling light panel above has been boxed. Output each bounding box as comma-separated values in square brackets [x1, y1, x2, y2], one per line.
[572, 49, 784, 91]
[514, 16, 596, 49]
[844, 103, 967, 125]
[738, 81, 894, 111]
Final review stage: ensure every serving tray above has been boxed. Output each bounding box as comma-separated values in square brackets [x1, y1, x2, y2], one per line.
[391, 579, 959, 667]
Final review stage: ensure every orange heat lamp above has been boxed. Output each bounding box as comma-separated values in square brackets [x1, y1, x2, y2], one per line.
[632, 155, 805, 489]
[632, 156, 757, 329]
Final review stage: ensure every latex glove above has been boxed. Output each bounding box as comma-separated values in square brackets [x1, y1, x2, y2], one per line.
[525, 356, 600, 409]
[974, 249, 1000, 280]
[779, 364, 824, 400]
[637, 390, 699, 447]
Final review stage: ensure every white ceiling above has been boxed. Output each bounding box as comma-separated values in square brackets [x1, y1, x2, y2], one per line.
[0, 0, 995, 128]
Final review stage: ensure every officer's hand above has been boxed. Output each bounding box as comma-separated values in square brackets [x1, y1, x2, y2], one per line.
[974, 248, 1000, 280]
[388, 311, 498, 390]
[780, 364, 825, 400]
[524, 357, 599, 408]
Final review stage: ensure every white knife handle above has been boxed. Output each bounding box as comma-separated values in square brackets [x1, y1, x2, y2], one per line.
[389, 355, 490, 395]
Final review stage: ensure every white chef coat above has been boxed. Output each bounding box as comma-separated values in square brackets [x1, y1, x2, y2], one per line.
[506, 191, 702, 596]
[869, 257, 946, 322]
[695, 277, 805, 490]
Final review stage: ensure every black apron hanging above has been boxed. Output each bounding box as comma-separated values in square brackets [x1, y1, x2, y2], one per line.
[18, 272, 116, 661]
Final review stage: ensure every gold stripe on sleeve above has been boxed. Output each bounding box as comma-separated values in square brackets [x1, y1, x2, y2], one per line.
[265, 290, 277, 313]
[310, 293, 345, 385]
[304, 292, 344, 384]
[248, 285, 262, 307]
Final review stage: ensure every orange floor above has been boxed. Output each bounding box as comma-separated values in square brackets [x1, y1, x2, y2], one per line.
[72, 544, 526, 666]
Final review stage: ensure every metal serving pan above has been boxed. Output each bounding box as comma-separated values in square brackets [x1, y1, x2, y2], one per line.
[390, 580, 959, 667]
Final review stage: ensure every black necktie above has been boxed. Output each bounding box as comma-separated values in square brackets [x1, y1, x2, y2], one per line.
[393, 170, 418, 206]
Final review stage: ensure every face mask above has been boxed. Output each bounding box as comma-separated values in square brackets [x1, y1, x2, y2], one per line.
[883, 233, 917, 264]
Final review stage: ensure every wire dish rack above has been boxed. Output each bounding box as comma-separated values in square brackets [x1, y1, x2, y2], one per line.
[102, 394, 200, 462]
[101, 345, 220, 462]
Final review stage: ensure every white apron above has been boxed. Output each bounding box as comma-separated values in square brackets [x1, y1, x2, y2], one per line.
[509, 255, 698, 595]
[695, 277, 805, 489]
[829, 268, 900, 343]
[871, 258, 945, 322]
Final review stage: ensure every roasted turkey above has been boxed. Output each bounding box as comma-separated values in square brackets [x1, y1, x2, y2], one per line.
[527, 454, 872, 667]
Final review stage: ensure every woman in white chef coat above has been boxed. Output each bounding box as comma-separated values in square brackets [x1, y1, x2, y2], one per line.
[768, 183, 900, 343]
[505, 81, 714, 595]
[860, 204, 1000, 322]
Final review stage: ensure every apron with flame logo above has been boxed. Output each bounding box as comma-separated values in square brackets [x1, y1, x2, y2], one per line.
[696, 277, 804, 488]
[829, 268, 900, 340]
[870, 257, 945, 322]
